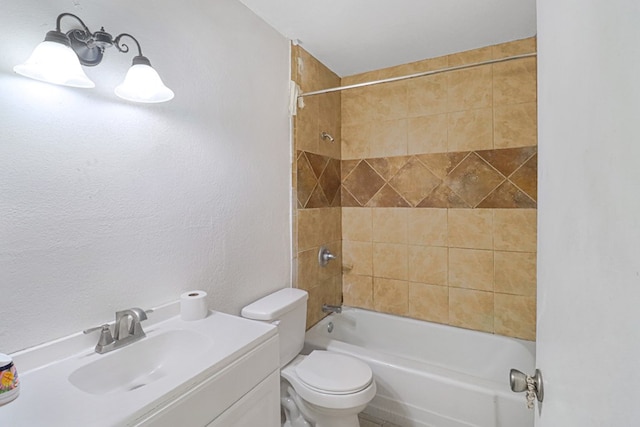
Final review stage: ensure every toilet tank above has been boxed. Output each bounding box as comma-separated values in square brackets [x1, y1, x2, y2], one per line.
[241, 288, 308, 367]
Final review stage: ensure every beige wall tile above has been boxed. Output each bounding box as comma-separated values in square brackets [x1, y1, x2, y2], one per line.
[448, 65, 492, 112]
[492, 37, 537, 59]
[365, 81, 408, 123]
[448, 46, 492, 66]
[495, 251, 536, 296]
[341, 122, 371, 160]
[493, 58, 537, 106]
[323, 207, 342, 242]
[494, 294, 536, 340]
[494, 209, 537, 252]
[448, 209, 493, 249]
[297, 247, 320, 292]
[342, 87, 371, 126]
[298, 209, 320, 251]
[321, 275, 343, 307]
[295, 96, 319, 153]
[373, 242, 408, 280]
[448, 108, 493, 152]
[494, 102, 538, 149]
[408, 114, 448, 155]
[407, 208, 448, 246]
[306, 285, 323, 328]
[343, 274, 374, 309]
[408, 245, 448, 285]
[374, 277, 409, 315]
[449, 288, 494, 333]
[301, 40, 538, 340]
[409, 283, 449, 323]
[407, 74, 448, 117]
[449, 248, 494, 291]
[343, 240, 373, 276]
[369, 119, 408, 158]
[299, 207, 341, 247]
[342, 207, 372, 242]
[372, 208, 408, 243]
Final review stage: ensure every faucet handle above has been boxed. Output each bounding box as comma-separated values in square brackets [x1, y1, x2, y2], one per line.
[83, 323, 111, 334]
[96, 325, 115, 347]
[83, 324, 114, 353]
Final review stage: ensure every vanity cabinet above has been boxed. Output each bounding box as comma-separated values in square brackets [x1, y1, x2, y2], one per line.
[131, 335, 280, 427]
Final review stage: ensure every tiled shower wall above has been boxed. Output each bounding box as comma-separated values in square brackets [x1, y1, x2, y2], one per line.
[294, 38, 537, 340]
[340, 38, 537, 340]
[292, 46, 343, 327]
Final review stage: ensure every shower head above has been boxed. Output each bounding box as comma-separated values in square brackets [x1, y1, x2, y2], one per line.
[321, 132, 334, 143]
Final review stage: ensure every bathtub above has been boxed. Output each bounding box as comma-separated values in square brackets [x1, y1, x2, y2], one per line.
[303, 307, 535, 427]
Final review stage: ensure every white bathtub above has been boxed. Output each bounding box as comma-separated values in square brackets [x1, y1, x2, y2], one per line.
[303, 307, 535, 427]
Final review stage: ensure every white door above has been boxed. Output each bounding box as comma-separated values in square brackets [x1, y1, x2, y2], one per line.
[536, 1, 640, 425]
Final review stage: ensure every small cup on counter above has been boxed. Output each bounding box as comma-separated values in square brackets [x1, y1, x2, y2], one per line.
[0, 353, 19, 405]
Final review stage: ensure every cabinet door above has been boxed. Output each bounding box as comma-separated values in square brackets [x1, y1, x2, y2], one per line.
[207, 371, 280, 427]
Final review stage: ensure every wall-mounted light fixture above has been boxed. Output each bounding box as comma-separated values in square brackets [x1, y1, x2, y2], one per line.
[14, 13, 174, 103]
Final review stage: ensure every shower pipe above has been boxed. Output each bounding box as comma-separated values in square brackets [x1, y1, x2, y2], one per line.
[298, 52, 537, 98]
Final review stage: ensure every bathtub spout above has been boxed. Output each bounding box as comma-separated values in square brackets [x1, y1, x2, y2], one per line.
[322, 304, 342, 314]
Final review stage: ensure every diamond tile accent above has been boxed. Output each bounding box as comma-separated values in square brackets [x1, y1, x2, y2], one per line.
[297, 152, 317, 207]
[341, 186, 361, 207]
[342, 159, 361, 179]
[417, 183, 471, 208]
[306, 152, 330, 179]
[318, 158, 341, 204]
[477, 181, 536, 208]
[343, 161, 386, 206]
[445, 153, 506, 207]
[306, 185, 329, 208]
[509, 153, 537, 201]
[366, 156, 411, 180]
[476, 146, 536, 177]
[417, 152, 469, 179]
[367, 185, 411, 207]
[298, 146, 536, 209]
[389, 157, 441, 206]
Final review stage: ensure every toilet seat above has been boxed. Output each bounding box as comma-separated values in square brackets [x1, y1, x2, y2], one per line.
[295, 351, 372, 394]
[281, 351, 377, 410]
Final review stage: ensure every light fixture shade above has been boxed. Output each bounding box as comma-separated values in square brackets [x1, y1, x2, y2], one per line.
[13, 40, 95, 88]
[114, 63, 174, 103]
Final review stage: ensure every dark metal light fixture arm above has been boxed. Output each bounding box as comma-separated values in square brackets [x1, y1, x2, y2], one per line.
[113, 33, 144, 57]
[55, 13, 92, 35]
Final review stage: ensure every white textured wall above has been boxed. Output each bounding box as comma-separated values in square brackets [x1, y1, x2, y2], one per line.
[0, 0, 291, 353]
[537, 0, 640, 425]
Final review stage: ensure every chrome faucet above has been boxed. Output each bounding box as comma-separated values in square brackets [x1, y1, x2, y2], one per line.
[84, 307, 149, 354]
[322, 304, 342, 314]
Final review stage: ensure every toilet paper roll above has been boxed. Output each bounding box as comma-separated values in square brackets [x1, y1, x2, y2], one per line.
[180, 290, 209, 321]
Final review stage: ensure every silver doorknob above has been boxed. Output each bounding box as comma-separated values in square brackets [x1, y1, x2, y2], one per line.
[510, 368, 544, 403]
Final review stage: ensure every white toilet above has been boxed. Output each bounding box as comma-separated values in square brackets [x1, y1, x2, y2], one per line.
[241, 288, 376, 427]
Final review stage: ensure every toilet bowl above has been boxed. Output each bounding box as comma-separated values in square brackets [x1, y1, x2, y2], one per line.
[241, 289, 376, 427]
[281, 352, 376, 427]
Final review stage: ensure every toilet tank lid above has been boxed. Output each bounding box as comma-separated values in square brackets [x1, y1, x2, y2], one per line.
[241, 288, 308, 321]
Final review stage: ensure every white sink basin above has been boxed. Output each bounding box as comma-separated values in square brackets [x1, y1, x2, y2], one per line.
[68, 329, 212, 395]
[0, 303, 279, 427]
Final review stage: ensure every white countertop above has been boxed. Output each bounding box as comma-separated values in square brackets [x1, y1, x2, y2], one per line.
[0, 302, 277, 426]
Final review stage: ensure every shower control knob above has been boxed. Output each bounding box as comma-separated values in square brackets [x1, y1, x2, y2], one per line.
[318, 246, 336, 267]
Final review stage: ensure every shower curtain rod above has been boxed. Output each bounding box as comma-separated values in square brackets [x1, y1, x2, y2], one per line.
[298, 52, 537, 98]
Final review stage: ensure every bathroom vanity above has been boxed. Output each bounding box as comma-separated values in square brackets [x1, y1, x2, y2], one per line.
[0, 302, 280, 426]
